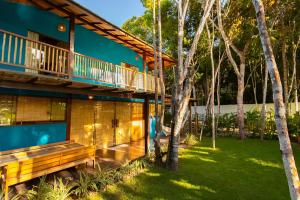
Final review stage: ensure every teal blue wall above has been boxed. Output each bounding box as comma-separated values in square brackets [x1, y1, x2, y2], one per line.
[0, 122, 67, 151]
[0, 1, 69, 42]
[75, 25, 144, 71]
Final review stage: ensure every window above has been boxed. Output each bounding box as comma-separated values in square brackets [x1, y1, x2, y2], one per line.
[0, 95, 66, 126]
[0, 95, 16, 126]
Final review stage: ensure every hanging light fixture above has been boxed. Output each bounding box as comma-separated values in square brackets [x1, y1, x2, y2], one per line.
[57, 23, 66, 32]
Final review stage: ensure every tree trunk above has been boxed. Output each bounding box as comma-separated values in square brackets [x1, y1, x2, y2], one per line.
[158, 0, 166, 135]
[253, 1, 300, 199]
[237, 61, 246, 139]
[152, 0, 162, 166]
[167, 0, 215, 171]
[250, 65, 258, 105]
[206, 21, 216, 148]
[261, 61, 268, 140]
[282, 40, 289, 117]
[216, 0, 247, 139]
[295, 80, 299, 113]
[292, 36, 300, 113]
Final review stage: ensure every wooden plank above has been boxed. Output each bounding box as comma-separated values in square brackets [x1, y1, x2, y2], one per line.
[6, 157, 93, 186]
[7, 161, 60, 179]
[7, 156, 61, 173]
[0, 141, 70, 156]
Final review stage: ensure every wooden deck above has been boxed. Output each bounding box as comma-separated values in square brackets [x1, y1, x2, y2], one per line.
[96, 140, 146, 170]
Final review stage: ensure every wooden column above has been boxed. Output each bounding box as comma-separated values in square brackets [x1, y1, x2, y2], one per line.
[144, 96, 150, 154]
[189, 101, 192, 133]
[68, 16, 75, 79]
[143, 52, 147, 91]
[66, 96, 72, 141]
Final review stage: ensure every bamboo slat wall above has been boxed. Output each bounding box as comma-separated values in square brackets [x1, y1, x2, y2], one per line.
[115, 102, 131, 145]
[131, 103, 144, 142]
[16, 96, 51, 122]
[70, 100, 94, 146]
[94, 101, 115, 149]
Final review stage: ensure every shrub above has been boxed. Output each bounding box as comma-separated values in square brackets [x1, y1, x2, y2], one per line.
[47, 177, 75, 200]
[74, 171, 98, 198]
[184, 133, 198, 146]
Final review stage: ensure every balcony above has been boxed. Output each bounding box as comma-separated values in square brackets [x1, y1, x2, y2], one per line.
[0, 29, 159, 94]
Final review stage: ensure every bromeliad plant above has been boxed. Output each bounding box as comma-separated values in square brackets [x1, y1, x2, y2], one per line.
[74, 171, 98, 198]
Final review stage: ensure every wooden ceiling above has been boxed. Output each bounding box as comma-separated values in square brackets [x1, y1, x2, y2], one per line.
[13, 0, 176, 68]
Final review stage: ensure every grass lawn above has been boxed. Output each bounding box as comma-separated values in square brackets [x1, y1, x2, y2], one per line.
[89, 137, 300, 200]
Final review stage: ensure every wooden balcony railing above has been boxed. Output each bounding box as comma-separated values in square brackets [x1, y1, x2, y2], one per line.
[0, 29, 160, 93]
[74, 53, 159, 92]
[0, 29, 69, 76]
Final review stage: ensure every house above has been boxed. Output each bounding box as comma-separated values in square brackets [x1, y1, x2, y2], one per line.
[0, 0, 174, 198]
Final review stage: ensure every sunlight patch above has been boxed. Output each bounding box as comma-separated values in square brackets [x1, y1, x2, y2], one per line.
[171, 179, 216, 193]
[199, 157, 217, 163]
[144, 172, 161, 177]
[196, 146, 220, 152]
[246, 158, 282, 169]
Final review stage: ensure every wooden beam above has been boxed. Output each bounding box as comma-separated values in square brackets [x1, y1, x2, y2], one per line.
[0, 80, 128, 98]
[68, 15, 75, 79]
[26, 77, 38, 83]
[58, 82, 73, 87]
[82, 86, 98, 90]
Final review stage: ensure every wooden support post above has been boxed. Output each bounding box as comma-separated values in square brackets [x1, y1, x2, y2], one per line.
[189, 101, 192, 134]
[66, 96, 72, 141]
[68, 16, 75, 79]
[144, 97, 150, 154]
[143, 52, 147, 91]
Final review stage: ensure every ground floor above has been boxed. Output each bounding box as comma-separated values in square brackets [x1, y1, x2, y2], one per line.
[0, 89, 160, 153]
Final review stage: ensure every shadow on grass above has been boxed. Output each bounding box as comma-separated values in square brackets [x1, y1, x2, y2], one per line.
[95, 137, 296, 200]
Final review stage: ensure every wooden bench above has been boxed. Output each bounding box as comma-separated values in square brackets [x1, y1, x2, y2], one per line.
[0, 142, 96, 200]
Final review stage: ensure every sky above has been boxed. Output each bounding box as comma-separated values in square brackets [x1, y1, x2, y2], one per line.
[74, 0, 145, 27]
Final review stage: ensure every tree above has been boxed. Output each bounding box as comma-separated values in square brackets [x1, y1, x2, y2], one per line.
[167, 0, 215, 171]
[253, 0, 300, 199]
[158, 0, 166, 145]
[260, 58, 268, 140]
[152, 0, 163, 166]
[206, 19, 216, 148]
[216, 0, 252, 140]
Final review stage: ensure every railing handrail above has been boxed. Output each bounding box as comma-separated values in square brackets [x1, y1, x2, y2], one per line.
[0, 29, 69, 52]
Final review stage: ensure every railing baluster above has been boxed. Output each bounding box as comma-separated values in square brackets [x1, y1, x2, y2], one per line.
[51, 46, 55, 72]
[42, 45, 46, 70]
[28, 41, 32, 69]
[19, 38, 23, 65]
[7, 34, 12, 63]
[55, 48, 58, 73]
[47, 46, 50, 71]
[13, 36, 17, 64]
[38, 43, 42, 70]
[1, 33, 6, 62]
[63, 50, 66, 74]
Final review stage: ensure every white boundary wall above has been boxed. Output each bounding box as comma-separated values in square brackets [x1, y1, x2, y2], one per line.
[192, 103, 297, 115]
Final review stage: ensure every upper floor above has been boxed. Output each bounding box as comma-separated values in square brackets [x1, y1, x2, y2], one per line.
[0, 0, 175, 94]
